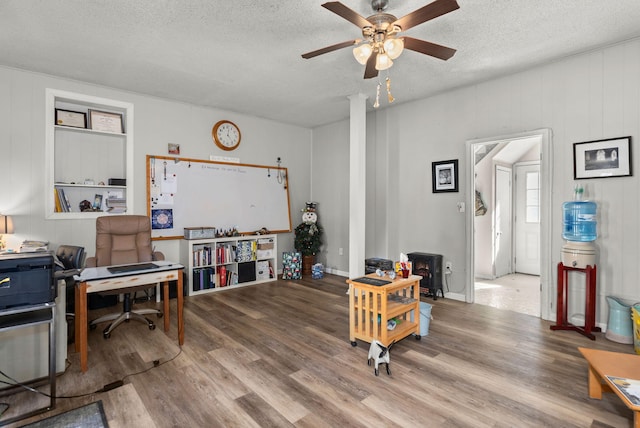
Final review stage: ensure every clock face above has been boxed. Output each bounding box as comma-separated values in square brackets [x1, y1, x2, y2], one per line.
[212, 120, 241, 151]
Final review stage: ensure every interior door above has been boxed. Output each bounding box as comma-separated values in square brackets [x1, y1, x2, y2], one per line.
[494, 166, 512, 277]
[515, 162, 540, 275]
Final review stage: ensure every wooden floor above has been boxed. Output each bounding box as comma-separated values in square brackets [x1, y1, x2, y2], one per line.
[2, 274, 637, 427]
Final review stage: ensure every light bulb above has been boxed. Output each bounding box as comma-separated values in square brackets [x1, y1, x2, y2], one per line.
[383, 38, 404, 60]
[352, 44, 373, 65]
[375, 52, 393, 71]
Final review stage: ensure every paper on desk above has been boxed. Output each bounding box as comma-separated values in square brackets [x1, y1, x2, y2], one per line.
[606, 375, 640, 406]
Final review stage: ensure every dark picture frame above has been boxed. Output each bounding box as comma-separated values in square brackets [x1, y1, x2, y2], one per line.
[55, 108, 87, 128]
[573, 136, 632, 179]
[432, 159, 459, 193]
[88, 109, 124, 134]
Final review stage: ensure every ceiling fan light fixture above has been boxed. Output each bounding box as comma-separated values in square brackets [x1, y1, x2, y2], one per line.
[353, 43, 373, 65]
[375, 52, 393, 71]
[383, 37, 404, 59]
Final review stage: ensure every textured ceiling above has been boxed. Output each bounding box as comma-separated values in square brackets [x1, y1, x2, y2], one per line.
[2, 1, 640, 128]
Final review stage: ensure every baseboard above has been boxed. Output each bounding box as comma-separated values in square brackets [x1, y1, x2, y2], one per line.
[444, 292, 465, 302]
[324, 267, 349, 277]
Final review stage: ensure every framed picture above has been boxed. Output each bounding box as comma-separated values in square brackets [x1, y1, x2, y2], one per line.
[92, 194, 103, 209]
[151, 208, 174, 230]
[168, 143, 180, 155]
[55, 109, 87, 128]
[432, 159, 459, 193]
[88, 109, 124, 133]
[573, 136, 632, 179]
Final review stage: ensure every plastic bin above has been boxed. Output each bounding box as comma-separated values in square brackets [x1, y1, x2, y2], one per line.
[605, 296, 633, 344]
[419, 302, 432, 336]
[633, 306, 640, 355]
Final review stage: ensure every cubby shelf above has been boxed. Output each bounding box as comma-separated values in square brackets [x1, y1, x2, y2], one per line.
[180, 235, 277, 296]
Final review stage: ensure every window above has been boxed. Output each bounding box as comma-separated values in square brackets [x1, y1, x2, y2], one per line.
[525, 171, 540, 223]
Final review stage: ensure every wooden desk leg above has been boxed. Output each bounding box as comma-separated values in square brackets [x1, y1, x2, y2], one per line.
[163, 281, 170, 332]
[635, 410, 640, 428]
[587, 364, 603, 399]
[177, 271, 184, 346]
[75, 281, 88, 373]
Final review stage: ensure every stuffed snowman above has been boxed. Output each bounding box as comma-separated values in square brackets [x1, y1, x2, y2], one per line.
[302, 202, 318, 225]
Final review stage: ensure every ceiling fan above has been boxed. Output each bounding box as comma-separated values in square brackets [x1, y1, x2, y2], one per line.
[302, 0, 459, 79]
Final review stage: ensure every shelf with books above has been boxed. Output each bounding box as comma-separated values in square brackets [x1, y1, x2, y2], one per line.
[180, 234, 278, 296]
[45, 88, 133, 219]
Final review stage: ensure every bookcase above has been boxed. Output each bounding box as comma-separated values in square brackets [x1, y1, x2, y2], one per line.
[180, 235, 277, 296]
[45, 88, 134, 219]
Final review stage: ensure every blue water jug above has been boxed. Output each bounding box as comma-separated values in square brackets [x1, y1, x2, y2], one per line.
[562, 201, 597, 242]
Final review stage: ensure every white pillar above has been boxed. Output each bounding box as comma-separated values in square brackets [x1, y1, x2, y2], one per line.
[348, 93, 367, 278]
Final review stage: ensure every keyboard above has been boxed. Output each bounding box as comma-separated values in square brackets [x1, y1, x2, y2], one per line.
[107, 262, 159, 274]
[351, 277, 391, 286]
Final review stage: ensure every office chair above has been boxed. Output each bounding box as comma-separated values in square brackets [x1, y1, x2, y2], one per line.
[87, 215, 163, 339]
[54, 245, 85, 344]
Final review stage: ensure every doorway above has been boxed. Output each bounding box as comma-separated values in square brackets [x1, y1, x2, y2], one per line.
[465, 130, 553, 320]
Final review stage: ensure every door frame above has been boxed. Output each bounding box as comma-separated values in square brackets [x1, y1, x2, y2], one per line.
[465, 129, 553, 320]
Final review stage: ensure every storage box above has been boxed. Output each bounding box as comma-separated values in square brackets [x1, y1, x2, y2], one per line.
[184, 227, 216, 240]
[257, 238, 274, 250]
[0, 253, 55, 309]
[256, 260, 271, 281]
[256, 249, 274, 259]
[108, 178, 126, 186]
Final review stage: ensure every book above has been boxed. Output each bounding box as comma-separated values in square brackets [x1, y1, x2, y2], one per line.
[606, 376, 640, 407]
[54, 189, 62, 212]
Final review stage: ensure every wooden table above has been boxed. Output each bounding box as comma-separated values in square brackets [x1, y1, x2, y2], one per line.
[579, 347, 640, 427]
[74, 261, 184, 372]
[347, 273, 422, 347]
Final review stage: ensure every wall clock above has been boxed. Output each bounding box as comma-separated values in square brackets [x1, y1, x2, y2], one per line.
[212, 120, 241, 151]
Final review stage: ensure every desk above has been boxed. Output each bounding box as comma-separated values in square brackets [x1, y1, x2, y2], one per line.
[0, 303, 55, 426]
[579, 347, 640, 427]
[75, 261, 184, 372]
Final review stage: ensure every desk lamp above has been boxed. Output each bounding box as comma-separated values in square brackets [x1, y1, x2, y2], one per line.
[0, 215, 14, 250]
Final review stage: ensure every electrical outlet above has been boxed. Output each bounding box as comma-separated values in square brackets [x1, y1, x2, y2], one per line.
[445, 261, 452, 274]
[339, 247, 344, 256]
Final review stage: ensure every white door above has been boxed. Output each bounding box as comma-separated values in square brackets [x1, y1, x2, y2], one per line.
[515, 162, 540, 275]
[494, 166, 512, 277]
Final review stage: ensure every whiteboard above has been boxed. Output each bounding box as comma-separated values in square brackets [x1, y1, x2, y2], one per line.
[146, 156, 291, 239]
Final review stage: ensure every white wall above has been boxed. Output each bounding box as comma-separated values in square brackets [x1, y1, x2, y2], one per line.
[0, 66, 312, 262]
[312, 37, 640, 325]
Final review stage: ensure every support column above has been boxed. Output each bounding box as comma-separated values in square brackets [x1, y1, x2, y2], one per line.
[348, 93, 367, 277]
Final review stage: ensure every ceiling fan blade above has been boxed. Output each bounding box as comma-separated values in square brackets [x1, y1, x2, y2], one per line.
[392, 0, 459, 31]
[363, 53, 378, 79]
[322, 2, 373, 28]
[403, 36, 456, 60]
[301, 39, 359, 59]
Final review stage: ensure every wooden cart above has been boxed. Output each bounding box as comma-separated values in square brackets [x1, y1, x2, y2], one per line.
[347, 273, 422, 346]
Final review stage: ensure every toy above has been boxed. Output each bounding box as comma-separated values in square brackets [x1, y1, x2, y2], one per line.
[367, 339, 395, 376]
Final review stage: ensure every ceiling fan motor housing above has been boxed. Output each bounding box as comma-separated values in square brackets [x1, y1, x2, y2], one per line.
[371, 0, 389, 12]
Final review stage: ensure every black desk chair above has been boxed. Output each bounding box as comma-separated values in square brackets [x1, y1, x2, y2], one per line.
[54, 245, 85, 344]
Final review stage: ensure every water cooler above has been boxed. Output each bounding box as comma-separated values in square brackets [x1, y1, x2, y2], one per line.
[551, 187, 601, 340]
[561, 193, 597, 267]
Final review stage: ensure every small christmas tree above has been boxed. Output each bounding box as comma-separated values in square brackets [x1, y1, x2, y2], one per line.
[294, 202, 323, 256]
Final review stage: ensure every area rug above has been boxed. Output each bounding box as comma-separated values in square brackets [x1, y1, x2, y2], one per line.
[22, 401, 108, 428]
